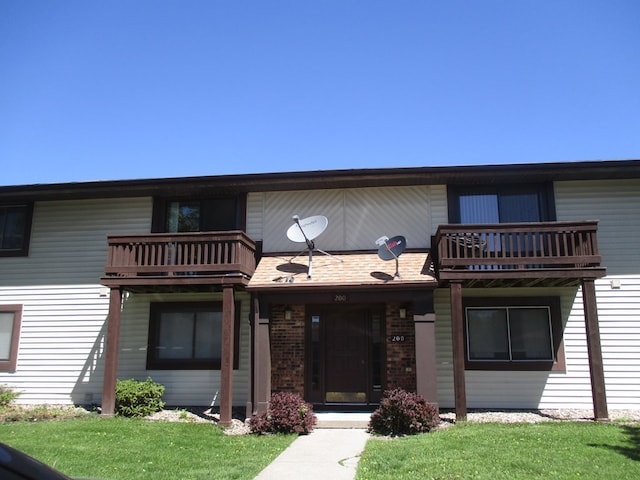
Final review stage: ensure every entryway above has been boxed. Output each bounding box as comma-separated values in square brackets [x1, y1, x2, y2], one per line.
[306, 304, 385, 409]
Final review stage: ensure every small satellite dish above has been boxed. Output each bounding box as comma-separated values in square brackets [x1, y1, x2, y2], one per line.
[286, 215, 328, 244]
[287, 214, 340, 279]
[376, 235, 407, 278]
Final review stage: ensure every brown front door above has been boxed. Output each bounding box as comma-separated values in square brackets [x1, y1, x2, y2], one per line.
[306, 304, 385, 407]
[325, 310, 368, 403]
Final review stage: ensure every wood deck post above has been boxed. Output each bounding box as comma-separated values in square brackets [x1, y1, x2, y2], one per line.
[450, 281, 467, 421]
[220, 285, 235, 427]
[101, 287, 122, 416]
[414, 299, 438, 411]
[581, 279, 609, 421]
[253, 297, 271, 415]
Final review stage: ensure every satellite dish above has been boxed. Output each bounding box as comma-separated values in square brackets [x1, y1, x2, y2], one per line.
[287, 215, 328, 244]
[287, 214, 340, 279]
[376, 235, 407, 278]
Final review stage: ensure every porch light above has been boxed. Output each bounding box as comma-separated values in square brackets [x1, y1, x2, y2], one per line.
[399, 307, 406, 319]
[284, 307, 293, 320]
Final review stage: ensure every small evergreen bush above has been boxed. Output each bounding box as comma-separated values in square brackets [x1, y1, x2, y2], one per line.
[115, 377, 165, 417]
[368, 388, 439, 436]
[0, 385, 20, 408]
[249, 391, 317, 434]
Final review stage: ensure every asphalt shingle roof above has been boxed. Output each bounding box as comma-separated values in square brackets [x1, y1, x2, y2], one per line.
[247, 251, 436, 291]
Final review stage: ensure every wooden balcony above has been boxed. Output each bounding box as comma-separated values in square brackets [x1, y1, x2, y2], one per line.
[101, 231, 257, 290]
[434, 221, 606, 287]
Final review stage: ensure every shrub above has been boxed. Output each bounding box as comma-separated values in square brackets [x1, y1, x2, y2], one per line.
[115, 377, 165, 417]
[368, 388, 439, 436]
[0, 385, 20, 408]
[249, 391, 317, 434]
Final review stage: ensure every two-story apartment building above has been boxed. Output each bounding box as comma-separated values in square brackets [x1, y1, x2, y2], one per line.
[1, 160, 638, 425]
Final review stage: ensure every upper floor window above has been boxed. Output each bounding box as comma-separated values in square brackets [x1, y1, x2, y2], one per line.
[448, 184, 555, 224]
[0, 305, 22, 372]
[0, 204, 33, 257]
[152, 196, 245, 233]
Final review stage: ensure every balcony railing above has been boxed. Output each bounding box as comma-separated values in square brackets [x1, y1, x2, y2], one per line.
[104, 231, 256, 280]
[434, 221, 603, 280]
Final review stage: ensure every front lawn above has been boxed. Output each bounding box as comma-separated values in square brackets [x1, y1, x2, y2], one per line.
[357, 421, 640, 480]
[1, 416, 294, 480]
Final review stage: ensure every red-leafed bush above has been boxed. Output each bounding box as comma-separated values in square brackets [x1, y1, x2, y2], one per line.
[368, 388, 439, 436]
[249, 392, 317, 435]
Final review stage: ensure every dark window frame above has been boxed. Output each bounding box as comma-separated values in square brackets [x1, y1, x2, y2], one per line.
[146, 301, 241, 370]
[0, 203, 33, 257]
[447, 183, 556, 224]
[0, 305, 22, 372]
[463, 297, 565, 372]
[151, 195, 246, 233]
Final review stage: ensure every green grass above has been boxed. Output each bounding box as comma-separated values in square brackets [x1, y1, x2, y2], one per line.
[356, 421, 640, 480]
[0, 416, 294, 480]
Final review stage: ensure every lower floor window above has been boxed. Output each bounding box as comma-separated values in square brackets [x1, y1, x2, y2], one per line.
[147, 301, 240, 370]
[464, 297, 564, 371]
[0, 305, 22, 372]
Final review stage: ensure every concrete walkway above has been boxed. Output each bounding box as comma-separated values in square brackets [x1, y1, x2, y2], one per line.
[254, 417, 370, 480]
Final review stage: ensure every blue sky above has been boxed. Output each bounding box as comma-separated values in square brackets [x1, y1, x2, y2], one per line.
[1, 1, 639, 186]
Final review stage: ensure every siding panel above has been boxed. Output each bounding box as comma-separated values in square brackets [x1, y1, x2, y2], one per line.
[556, 180, 640, 409]
[435, 287, 598, 409]
[117, 292, 251, 406]
[250, 186, 441, 252]
[0, 197, 152, 404]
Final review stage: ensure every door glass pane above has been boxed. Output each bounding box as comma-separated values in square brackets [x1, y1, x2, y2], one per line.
[202, 198, 237, 231]
[509, 307, 553, 360]
[311, 316, 321, 389]
[166, 202, 200, 232]
[499, 193, 540, 222]
[371, 313, 382, 391]
[0, 313, 14, 360]
[158, 312, 194, 359]
[459, 194, 499, 223]
[467, 308, 509, 360]
[194, 312, 221, 359]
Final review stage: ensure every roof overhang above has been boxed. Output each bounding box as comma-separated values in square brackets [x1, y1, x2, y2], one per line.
[2, 159, 640, 202]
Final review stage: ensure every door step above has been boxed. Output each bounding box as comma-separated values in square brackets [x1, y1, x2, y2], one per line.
[314, 412, 372, 429]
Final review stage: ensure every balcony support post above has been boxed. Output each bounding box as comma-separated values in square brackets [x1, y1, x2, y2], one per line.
[101, 287, 122, 416]
[450, 281, 467, 421]
[581, 279, 609, 421]
[252, 297, 271, 415]
[220, 285, 235, 427]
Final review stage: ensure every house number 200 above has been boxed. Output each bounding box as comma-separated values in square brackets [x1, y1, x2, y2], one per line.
[390, 335, 405, 342]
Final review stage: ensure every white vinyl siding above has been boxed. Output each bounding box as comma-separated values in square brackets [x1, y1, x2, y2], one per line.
[434, 178, 640, 410]
[0, 197, 152, 404]
[0, 285, 111, 404]
[435, 287, 598, 409]
[555, 179, 640, 276]
[247, 185, 441, 252]
[0, 197, 153, 286]
[555, 179, 640, 409]
[116, 292, 251, 406]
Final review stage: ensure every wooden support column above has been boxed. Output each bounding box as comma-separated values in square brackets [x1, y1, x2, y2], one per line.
[220, 285, 235, 427]
[101, 287, 122, 416]
[450, 281, 467, 421]
[582, 279, 609, 421]
[414, 299, 438, 411]
[253, 297, 271, 415]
